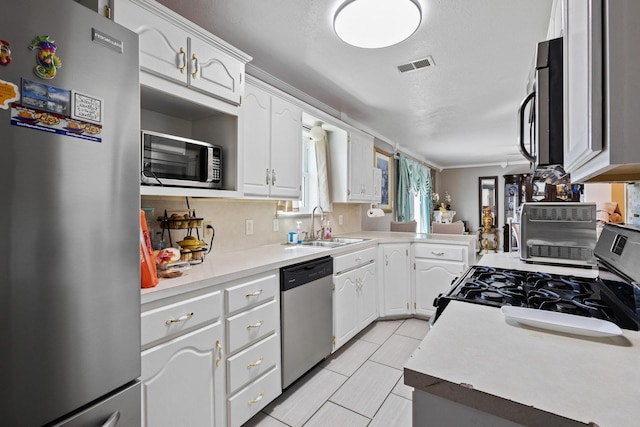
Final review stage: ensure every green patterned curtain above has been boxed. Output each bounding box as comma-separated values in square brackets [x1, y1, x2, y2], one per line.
[396, 155, 432, 232]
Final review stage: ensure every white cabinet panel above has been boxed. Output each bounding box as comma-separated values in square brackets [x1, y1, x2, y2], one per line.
[227, 367, 281, 427]
[242, 82, 301, 198]
[379, 244, 410, 316]
[226, 333, 280, 394]
[226, 299, 279, 353]
[141, 290, 221, 347]
[225, 272, 277, 314]
[414, 259, 464, 317]
[141, 322, 224, 427]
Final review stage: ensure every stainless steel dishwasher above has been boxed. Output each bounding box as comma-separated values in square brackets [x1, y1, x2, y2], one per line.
[280, 256, 333, 388]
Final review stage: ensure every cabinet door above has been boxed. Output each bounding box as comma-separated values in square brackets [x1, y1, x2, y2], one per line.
[114, 0, 188, 86]
[357, 263, 378, 329]
[141, 322, 224, 427]
[188, 36, 243, 105]
[242, 84, 271, 196]
[348, 131, 374, 201]
[269, 96, 302, 199]
[380, 244, 410, 316]
[563, 0, 603, 172]
[373, 168, 382, 204]
[333, 270, 359, 351]
[414, 259, 464, 317]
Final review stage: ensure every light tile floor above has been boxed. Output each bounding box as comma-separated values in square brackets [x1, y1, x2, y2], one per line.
[243, 318, 429, 427]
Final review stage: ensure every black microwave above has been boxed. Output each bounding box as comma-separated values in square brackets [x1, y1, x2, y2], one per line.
[141, 130, 222, 189]
[518, 37, 568, 183]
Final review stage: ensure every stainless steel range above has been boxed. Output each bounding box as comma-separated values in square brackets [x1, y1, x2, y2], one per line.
[432, 223, 640, 331]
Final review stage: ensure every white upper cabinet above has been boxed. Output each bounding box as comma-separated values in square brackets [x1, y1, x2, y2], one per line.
[329, 128, 374, 203]
[564, 0, 640, 182]
[113, 0, 248, 106]
[242, 81, 301, 199]
[562, 0, 602, 172]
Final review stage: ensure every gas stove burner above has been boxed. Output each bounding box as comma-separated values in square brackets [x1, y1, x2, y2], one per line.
[480, 291, 504, 301]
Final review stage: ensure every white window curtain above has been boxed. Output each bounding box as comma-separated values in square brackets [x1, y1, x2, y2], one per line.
[314, 134, 331, 212]
[396, 155, 432, 232]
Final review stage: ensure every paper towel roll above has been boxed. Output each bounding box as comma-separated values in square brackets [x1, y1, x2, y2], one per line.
[367, 208, 385, 218]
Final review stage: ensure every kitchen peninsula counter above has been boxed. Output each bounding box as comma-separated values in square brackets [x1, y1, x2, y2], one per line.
[141, 232, 476, 304]
[404, 254, 640, 427]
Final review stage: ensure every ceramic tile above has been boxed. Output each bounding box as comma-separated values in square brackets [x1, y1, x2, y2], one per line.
[395, 318, 430, 340]
[303, 401, 370, 427]
[321, 338, 379, 377]
[392, 374, 414, 400]
[329, 360, 402, 418]
[356, 319, 404, 345]
[368, 393, 412, 427]
[263, 367, 347, 427]
[242, 412, 288, 427]
[369, 333, 422, 370]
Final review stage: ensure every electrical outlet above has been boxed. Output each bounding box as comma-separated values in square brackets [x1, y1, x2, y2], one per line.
[272, 218, 279, 231]
[203, 221, 213, 238]
[245, 219, 254, 235]
[338, 215, 344, 225]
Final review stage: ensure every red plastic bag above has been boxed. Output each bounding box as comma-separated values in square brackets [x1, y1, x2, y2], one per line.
[140, 210, 159, 288]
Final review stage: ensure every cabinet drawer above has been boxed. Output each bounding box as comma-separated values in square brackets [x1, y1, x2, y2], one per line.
[141, 290, 222, 346]
[227, 367, 281, 427]
[225, 272, 278, 314]
[333, 246, 377, 273]
[227, 333, 280, 394]
[414, 243, 465, 262]
[226, 299, 279, 353]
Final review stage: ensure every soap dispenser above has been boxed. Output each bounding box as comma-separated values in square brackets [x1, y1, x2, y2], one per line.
[296, 221, 302, 244]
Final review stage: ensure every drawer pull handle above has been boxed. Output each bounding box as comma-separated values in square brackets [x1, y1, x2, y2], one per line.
[165, 312, 194, 325]
[431, 251, 445, 256]
[247, 356, 264, 368]
[215, 340, 222, 367]
[246, 320, 264, 330]
[245, 289, 263, 298]
[248, 391, 264, 406]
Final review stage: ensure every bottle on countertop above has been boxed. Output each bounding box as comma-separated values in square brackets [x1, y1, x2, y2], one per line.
[296, 221, 302, 244]
[324, 220, 332, 239]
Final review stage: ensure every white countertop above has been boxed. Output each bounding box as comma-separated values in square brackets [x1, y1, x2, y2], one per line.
[142, 232, 476, 304]
[405, 255, 640, 427]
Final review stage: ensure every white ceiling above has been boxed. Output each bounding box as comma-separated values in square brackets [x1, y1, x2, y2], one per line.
[158, 0, 554, 170]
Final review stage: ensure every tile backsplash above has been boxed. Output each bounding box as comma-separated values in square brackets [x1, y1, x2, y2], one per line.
[141, 197, 363, 253]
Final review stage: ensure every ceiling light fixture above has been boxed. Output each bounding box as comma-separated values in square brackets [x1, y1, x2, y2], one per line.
[334, 0, 422, 49]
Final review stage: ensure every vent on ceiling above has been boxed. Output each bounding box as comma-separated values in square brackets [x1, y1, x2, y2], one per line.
[397, 56, 435, 73]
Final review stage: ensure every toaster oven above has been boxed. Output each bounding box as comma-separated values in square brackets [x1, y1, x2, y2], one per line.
[519, 202, 597, 266]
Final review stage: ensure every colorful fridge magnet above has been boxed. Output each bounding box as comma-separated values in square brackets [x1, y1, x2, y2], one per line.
[0, 40, 11, 65]
[29, 35, 61, 79]
[0, 79, 20, 109]
[21, 79, 70, 116]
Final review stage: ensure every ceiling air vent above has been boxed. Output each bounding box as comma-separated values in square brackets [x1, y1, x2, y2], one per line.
[397, 56, 435, 73]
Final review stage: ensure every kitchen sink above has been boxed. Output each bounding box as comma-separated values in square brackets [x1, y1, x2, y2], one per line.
[299, 237, 368, 247]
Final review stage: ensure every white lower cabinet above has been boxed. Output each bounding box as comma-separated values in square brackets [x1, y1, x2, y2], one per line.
[379, 243, 411, 316]
[141, 321, 224, 427]
[224, 271, 282, 427]
[333, 261, 377, 351]
[332, 247, 378, 352]
[412, 243, 468, 317]
[414, 259, 464, 316]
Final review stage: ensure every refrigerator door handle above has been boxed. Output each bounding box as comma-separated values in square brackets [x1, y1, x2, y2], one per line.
[101, 411, 121, 427]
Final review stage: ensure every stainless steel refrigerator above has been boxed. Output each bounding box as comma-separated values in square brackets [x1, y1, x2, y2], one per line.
[0, 2, 141, 425]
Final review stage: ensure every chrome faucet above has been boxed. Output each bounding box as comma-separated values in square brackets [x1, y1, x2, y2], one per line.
[311, 205, 324, 240]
